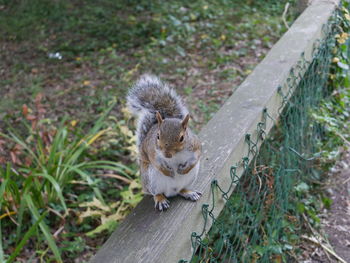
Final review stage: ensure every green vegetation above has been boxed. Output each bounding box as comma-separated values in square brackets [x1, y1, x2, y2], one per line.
[0, 0, 296, 262]
[0, 99, 141, 262]
[314, 9, 350, 160]
[301, 4, 350, 228]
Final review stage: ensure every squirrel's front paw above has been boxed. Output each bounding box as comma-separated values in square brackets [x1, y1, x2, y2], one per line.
[154, 194, 170, 211]
[179, 189, 202, 201]
[177, 162, 190, 174]
[163, 169, 175, 177]
[178, 157, 196, 174]
[158, 159, 175, 177]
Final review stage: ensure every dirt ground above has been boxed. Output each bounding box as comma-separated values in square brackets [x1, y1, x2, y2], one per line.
[299, 150, 350, 263]
[323, 150, 350, 263]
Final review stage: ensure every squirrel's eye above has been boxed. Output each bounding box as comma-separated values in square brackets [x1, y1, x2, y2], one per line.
[179, 135, 184, 142]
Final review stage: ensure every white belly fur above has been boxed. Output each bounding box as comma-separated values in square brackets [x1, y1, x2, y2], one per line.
[147, 153, 200, 197]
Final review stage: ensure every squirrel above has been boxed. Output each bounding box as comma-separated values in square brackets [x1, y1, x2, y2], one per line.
[127, 74, 202, 211]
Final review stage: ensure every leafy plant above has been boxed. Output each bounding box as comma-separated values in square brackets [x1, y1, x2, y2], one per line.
[0, 101, 135, 262]
[313, 5, 350, 161]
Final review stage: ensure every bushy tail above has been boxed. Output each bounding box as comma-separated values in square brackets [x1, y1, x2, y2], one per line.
[127, 74, 188, 146]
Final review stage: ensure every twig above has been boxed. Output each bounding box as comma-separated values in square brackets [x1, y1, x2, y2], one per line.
[342, 176, 350, 185]
[94, 173, 132, 184]
[48, 207, 66, 220]
[334, 130, 350, 147]
[0, 211, 16, 220]
[5, 207, 18, 226]
[302, 213, 332, 262]
[53, 226, 65, 238]
[302, 213, 347, 263]
[301, 235, 347, 263]
[282, 3, 290, 29]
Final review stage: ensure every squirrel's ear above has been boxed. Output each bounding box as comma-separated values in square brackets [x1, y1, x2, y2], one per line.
[182, 114, 190, 130]
[156, 111, 163, 126]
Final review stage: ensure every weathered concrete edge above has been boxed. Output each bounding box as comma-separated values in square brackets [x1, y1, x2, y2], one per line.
[90, 1, 340, 263]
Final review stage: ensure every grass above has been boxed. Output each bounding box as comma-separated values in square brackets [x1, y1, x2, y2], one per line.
[0, 0, 297, 261]
[0, 0, 296, 128]
[0, 0, 293, 53]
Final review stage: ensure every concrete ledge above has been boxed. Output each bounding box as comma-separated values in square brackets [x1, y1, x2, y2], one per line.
[90, 1, 340, 262]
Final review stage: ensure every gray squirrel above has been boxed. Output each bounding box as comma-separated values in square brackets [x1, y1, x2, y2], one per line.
[127, 74, 202, 211]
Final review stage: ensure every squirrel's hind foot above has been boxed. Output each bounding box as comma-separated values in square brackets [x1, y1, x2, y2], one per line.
[154, 194, 170, 211]
[179, 189, 202, 201]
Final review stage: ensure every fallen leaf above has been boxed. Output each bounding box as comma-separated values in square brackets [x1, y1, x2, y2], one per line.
[79, 197, 110, 212]
[77, 207, 104, 224]
[70, 120, 78, 127]
[345, 13, 350, 21]
[35, 93, 43, 104]
[26, 115, 36, 121]
[121, 107, 132, 118]
[0, 157, 6, 164]
[119, 125, 133, 137]
[10, 151, 21, 165]
[22, 104, 28, 117]
[86, 219, 118, 237]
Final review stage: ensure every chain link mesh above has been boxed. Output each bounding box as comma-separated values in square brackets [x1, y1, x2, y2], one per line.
[180, 5, 343, 263]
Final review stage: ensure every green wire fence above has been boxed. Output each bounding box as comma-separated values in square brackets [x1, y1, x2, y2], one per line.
[180, 5, 345, 263]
